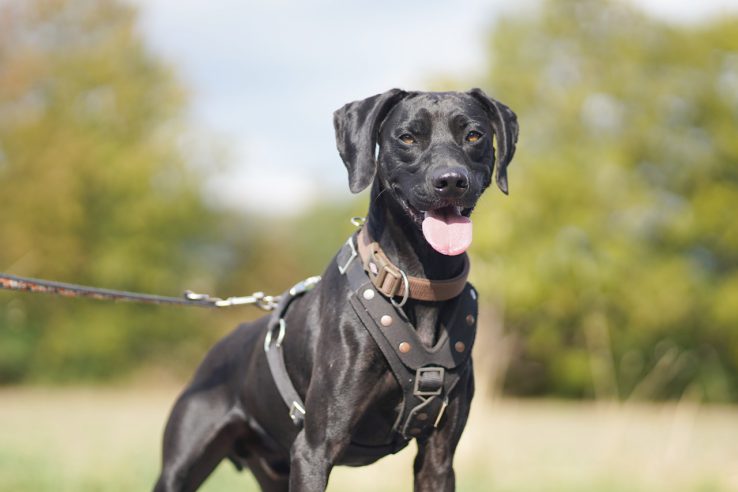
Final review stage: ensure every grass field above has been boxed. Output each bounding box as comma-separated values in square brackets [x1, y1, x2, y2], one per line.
[1, 386, 737, 491]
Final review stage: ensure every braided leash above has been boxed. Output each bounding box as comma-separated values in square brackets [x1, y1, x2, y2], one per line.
[0, 272, 286, 311]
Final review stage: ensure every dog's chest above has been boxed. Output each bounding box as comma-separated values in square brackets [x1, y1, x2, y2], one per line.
[404, 303, 447, 347]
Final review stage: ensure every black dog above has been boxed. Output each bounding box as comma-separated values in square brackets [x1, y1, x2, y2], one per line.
[154, 89, 518, 492]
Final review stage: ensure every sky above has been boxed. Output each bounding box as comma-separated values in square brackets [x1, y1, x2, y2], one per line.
[128, 0, 738, 215]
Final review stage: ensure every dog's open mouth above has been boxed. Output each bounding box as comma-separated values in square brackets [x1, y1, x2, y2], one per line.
[422, 206, 473, 256]
[392, 185, 475, 256]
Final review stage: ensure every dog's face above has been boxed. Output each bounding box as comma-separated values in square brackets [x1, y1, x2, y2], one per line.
[334, 89, 518, 256]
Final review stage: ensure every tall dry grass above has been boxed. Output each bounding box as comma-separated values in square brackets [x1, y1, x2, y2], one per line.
[1, 385, 736, 492]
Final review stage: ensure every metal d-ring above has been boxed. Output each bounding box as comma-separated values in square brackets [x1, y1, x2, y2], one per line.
[263, 318, 287, 352]
[391, 269, 410, 308]
[337, 237, 358, 275]
[350, 216, 366, 227]
[275, 318, 286, 348]
[263, 325, 273, 352]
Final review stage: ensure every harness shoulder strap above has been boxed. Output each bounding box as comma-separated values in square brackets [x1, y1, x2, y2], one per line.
[264, 291, 307, 427]
[338, 232, 478, 439]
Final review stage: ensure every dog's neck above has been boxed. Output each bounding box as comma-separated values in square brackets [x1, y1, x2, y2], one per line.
[365, 181, 467, 346]
[365, 181, 468, 283]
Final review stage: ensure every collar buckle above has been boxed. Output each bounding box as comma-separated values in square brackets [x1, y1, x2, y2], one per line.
[367, 246, 404, 298]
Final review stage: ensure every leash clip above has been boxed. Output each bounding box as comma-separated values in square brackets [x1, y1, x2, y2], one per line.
[184, 290, 280, 311]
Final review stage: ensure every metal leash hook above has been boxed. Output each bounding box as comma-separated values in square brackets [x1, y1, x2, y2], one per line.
[184, 275, 322, 311]
[183, 290, 281, 311]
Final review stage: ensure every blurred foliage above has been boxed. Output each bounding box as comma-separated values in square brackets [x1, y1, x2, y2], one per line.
[2, 0, 738, 406]
[0, 0, 362, 385]
[465, 0, 738, 401]
[0, 0, 262, 383]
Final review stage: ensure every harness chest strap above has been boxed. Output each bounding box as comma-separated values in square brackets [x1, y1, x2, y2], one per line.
[340, 235, 477, 439]
[263, 230, 478, 448]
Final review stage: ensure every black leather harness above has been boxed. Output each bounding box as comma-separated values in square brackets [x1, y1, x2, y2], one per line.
[263, 230, 478, 455]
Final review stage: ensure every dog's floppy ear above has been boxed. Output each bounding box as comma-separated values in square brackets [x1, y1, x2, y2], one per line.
[333, 89, 408, 193]
[468, 88, 519, 195]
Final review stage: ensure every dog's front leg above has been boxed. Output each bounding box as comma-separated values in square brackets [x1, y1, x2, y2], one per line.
[288, 426, 345, 492]
[413, 376, 474, 492]
[413, 428, 458, 492]
[288, 329, 384, 491]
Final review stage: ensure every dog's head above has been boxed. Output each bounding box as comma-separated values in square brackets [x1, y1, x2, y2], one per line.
[334, 89, 519, 256]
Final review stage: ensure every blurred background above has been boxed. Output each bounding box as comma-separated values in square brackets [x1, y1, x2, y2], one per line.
[1, 0, 738, 490]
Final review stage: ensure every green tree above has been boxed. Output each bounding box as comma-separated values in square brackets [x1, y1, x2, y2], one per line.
[0, 0, 235, 382]
[467, 0, 738, 400]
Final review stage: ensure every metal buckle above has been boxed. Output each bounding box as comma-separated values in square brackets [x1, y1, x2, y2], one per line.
[263, 325, 273, 352]
[413, 367, 445, 396]
[369, 249, 402, 297]
[434, 397, 449, 428]
[337, 237, 358, 275]
[263, 319, 286, 352]
[289, 401, 306, 425]
[275, 319, 286, 348]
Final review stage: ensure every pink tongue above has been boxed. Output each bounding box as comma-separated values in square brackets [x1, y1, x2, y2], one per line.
[422, 208, 472, 256]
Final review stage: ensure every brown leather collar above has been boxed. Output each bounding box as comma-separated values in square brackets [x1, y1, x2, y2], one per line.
[356, 228, 469, 302]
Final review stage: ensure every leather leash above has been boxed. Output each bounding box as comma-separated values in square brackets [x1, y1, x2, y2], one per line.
[0, 272, 286, 310]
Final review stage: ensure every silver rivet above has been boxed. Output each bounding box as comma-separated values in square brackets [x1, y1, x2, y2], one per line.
[363, 289, 375, 300]
[381, 315, 393, 326]
[470, 288, 477, 300]
[466, 314, 475, 326]
[399, 342, 411, 353]
[369, 262, 378, 275]
[455, 341, 466, 352]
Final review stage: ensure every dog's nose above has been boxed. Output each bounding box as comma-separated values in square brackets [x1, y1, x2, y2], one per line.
[431, 168, 469, 198]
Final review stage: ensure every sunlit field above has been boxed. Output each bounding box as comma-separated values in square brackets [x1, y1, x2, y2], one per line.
[1, 386, 736, 492]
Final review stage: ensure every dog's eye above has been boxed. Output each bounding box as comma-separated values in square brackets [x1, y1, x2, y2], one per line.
[465, 131, 482, 143]
[399, 134, 416, 145]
